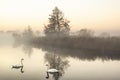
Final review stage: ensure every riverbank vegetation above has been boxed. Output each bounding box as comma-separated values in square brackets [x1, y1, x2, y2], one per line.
[13, 6, 120, 54]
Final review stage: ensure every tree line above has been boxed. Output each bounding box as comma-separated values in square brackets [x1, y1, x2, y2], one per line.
[13, 6, 120, 53]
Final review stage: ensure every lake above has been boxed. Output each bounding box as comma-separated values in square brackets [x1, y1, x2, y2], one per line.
[0, 34, 120, 80]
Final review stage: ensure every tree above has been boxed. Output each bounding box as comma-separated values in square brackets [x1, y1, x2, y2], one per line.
[23, 25, 33, 36]
[44, 7, 70, 37]
[99, 32, 110, 38]
[77, 29, 94, 37]
[22, 25, 34, 41]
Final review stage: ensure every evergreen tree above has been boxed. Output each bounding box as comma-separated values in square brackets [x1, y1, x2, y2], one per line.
[44, 7, 70, 36]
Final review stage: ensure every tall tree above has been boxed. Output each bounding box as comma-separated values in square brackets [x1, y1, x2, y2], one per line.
[44, 7, 70, 36]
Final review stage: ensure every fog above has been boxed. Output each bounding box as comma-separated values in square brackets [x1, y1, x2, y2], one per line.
[0, 33, 14, 46]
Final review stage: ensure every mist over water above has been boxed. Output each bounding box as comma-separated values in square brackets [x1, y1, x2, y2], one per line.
[0, 33, 120, 80]
[0, 33, 14, 46]
[0, 0, 120, 79]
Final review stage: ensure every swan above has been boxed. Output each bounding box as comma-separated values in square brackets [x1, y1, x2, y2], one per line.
[12, 58, 24, 69]
[46, 64, 59, 79]
[46, 69, 59, 79]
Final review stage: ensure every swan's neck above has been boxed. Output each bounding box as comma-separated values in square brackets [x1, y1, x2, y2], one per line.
[21, 60, 23, 66]
[46, 72, 49, 79]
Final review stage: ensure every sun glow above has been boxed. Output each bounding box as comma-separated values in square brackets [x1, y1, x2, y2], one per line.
[0, 0, 120, 34]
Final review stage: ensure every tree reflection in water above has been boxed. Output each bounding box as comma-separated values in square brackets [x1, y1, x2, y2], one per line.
[13, 42, 33, 57]
[44, 52, 69, 80]
[22, 44, 33, 57]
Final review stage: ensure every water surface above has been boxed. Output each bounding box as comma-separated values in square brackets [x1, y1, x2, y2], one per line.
[0, 34, 120, 80]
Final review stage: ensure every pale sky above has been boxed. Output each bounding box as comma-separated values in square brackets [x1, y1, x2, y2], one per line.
[0, 0, 120, 35]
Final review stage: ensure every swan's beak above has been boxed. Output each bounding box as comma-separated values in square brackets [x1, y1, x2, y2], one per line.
[21, 58, 24, 60]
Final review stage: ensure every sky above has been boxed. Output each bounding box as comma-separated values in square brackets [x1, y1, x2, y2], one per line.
[0, 0, 120, 35]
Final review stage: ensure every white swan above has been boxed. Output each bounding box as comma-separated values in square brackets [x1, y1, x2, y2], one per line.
[12, 58, 24, 69]
[47, 69, 59, 73]
[46, 64, 59, 79]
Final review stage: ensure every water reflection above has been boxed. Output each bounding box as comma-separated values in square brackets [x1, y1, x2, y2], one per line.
[0, 40, 120, 80]
[13, 41, 120, 61]
[12, 58, 24, 73]
[44, 53, 69, 80]
[13, 42, 33, 57]
[38, 45, 120, 61]
[22, 45, 33, 57]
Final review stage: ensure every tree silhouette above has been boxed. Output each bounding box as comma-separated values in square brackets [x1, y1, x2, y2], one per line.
[44, 7, 70, 37]
[77, 29, 94, 37]
[22, 25, 34, 42]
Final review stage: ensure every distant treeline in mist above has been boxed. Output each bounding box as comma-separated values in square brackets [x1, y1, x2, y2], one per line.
[13, 6, 120, 55]
[13, 26, 120, 54]
[32, 35, 120, 53]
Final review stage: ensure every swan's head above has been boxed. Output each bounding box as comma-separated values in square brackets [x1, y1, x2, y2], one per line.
[21, 58, 24, 60]
[46, 76, 49, 79]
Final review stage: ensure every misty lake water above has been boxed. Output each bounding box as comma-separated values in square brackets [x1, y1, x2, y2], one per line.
[0, 34, 120, 80]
